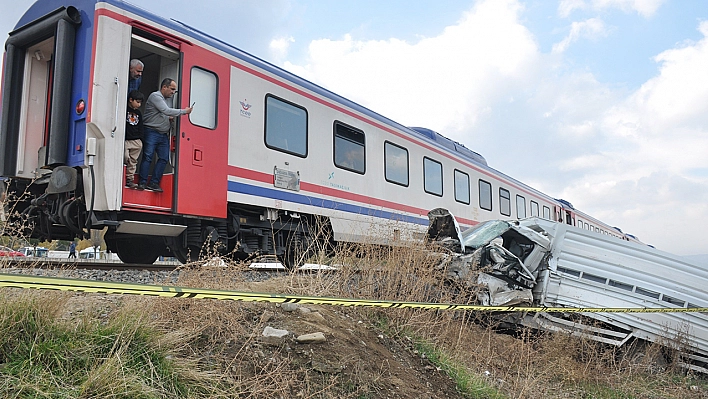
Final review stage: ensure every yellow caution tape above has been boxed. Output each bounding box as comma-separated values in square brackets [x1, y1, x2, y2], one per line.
[0, 273, 704, 313]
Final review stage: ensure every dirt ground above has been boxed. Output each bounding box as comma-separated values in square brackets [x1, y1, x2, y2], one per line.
[12, 266, 708, 399]
[50, 273, 471, 399]
[252, 302, 465, 398]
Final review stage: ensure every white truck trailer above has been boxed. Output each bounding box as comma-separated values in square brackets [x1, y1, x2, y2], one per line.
[427, 209, 708, 371]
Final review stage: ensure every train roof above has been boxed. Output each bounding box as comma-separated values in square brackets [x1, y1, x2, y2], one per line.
[409, 127, 487, 166]
[10, 0, 488, 168]
[555, 198, 574, 209]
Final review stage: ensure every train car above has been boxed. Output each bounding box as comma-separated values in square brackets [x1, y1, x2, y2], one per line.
[0, 0, 639, 265]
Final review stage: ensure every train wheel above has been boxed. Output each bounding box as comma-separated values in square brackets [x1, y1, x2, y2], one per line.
[172, 244, 202, 264]
[113, 236, 161, 264]
[281, 232, 312, 269]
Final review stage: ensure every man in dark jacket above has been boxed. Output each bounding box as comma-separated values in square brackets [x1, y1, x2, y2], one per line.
[68, 242, 76, 259]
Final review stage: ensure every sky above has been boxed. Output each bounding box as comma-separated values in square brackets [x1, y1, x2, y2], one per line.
[3, 0, 708, 258]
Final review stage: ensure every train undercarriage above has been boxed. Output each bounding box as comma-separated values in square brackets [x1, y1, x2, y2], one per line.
[2, 170, 327, 266]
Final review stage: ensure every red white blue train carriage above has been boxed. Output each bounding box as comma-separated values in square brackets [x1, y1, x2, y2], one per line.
[0, 0, 641, 265]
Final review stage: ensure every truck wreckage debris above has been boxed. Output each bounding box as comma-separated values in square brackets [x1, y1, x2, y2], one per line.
[426, 208, 708, 372]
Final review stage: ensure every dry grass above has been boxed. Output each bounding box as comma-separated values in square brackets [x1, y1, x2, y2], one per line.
[153, 236, 708, 398]
[1, 216, 708, 398]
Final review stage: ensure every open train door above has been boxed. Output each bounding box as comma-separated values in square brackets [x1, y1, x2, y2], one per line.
[174, 43, 229, 218]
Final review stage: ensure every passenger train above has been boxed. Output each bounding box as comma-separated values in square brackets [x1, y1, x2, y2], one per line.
[0, 0, 641, 264]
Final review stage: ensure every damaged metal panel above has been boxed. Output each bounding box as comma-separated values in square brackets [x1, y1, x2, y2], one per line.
[427, 210, 708, 371]
[524, 218, 708, 357]
[427, 209, 546, 307]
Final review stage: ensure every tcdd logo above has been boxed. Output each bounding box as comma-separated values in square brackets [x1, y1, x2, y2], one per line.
[239, 99, 252, 117]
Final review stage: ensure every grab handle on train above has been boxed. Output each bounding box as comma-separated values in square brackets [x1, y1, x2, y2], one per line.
[111, 77, 119, 137]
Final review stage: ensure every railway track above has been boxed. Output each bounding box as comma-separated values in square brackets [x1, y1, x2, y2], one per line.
[0, 256, 296, 288]
[0, 257, 180, 271]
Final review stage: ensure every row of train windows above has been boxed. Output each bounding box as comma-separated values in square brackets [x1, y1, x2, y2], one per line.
[577, 220, 617, 238]
[478, 180, 552, 219]
[182, 75, 631, 233]
[264, 95, 551, 218]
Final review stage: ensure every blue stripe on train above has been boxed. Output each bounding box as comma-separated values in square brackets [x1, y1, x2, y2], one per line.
[227, 181, 429, 226]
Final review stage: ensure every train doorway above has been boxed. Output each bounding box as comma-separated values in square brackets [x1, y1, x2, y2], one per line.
[13, 37, 55, 178]
[120, 31, 180, 212]
[122, 27, 228, 220]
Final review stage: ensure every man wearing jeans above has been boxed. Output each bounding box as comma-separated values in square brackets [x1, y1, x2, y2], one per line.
[138, 78, 193, 192]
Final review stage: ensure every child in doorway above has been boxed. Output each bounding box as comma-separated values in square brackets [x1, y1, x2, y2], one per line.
[125, 90, 144, 188]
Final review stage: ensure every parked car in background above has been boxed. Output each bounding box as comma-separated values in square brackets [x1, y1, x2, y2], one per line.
[0, 246, 25, 257]
[18, 246, 49, 257]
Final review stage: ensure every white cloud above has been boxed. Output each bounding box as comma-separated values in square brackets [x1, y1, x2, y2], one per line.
[284, 0, 538, 136]
[627, 21, 708, 126]
[558, 0, 666, 18]
[558, 0, 587, 18]
[269, 36, 295, 61]
[552, 18, 607, 53]
[600, 20, 708, 161]
[280, 0, 708, 255]
[560, 20, 708, 254]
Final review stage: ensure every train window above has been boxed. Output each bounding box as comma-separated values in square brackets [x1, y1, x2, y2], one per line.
[188, 67, 218, 129]
[499, 188, 511, 216]
[384, 142, 409, 186]
[333, 122, 365, 174]
[423, 157, 443, 196]
[479, 180, 492, 211]
[516, 195, 526, 219]
[543, 206, 551, 220]
[530, 201, 539, 217]
[454, 170, 470, 204]
[265, 95, 308, 157]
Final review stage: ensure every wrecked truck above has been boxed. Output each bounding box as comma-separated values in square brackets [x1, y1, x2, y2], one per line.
[427, 208, 708, 371]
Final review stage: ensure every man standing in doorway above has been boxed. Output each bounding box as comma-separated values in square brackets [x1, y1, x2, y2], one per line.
[138, 78, 193, 192]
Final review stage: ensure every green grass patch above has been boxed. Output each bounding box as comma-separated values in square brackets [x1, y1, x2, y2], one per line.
[0, 293, 202, 399]
[371, 312, 505, 399]
[413, 338, 506, 399]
